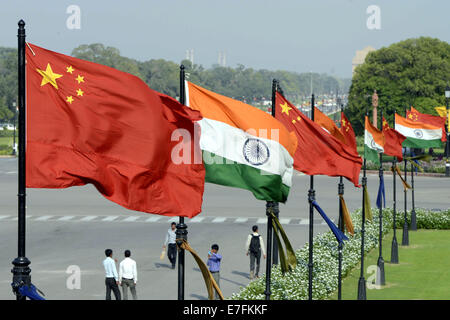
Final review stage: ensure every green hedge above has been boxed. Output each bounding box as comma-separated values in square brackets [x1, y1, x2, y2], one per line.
[0, 130, 14, 137]
[230, 207, 449, 300]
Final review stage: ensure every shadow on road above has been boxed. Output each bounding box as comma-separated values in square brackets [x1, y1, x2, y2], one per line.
[231, 270, 249, 279]
[192, 268, 247, 287]
[154, 262, 172, 269]
[190, 293, 208, 300]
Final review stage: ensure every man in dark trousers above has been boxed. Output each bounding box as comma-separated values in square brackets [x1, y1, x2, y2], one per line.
[245, 225, 266, 280]
[163, 222, 177, 269]
[207, 244, 222, 300]
[103, 249, 121, 300]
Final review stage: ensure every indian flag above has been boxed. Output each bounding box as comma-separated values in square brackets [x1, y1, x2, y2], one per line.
[395, 113, 443, 148]
[186, 81, 297, 202]
[364, 116, 384, 165]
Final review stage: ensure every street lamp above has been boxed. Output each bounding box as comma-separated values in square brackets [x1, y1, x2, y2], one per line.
[445, 85, 450, 177]
[12, 101, 17, 156]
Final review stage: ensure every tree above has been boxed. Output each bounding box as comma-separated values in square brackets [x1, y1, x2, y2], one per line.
[347, 37, 450, 135]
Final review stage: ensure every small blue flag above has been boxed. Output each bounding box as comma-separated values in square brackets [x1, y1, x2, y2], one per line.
[17, 284, 45, 300]
[376, 173, 385, 209]
[312, 200, 349, 244]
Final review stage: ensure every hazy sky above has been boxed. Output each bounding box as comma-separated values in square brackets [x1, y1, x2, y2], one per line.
[1, 0, 449, 77]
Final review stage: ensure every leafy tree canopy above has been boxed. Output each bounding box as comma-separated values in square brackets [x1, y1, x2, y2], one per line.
[347, 37, 450, 135]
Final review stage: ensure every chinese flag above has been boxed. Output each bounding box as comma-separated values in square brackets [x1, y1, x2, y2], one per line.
[314, 107, 347, 145]
[26, 43, 205, 218]
[407, 106, 446, 142]
[382, 117, 406, 161]
[275, 93, 362, 187]
[340, 111, 358, 153]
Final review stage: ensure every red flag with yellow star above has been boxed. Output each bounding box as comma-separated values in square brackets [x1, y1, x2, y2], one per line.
[382, 116, 406, 161]
[340, 111, 357, 152]
[26, 43, 205, 218]
[275, 92, 362, 187]
[407, 106, 446, 142]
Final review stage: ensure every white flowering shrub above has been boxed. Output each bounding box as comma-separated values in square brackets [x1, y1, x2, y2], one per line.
[230, 208, 449, 300]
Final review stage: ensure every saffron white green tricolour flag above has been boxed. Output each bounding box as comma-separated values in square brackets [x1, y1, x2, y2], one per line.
[364, 116, 385, 165]
[186, 81, 298, 203]
[395, 113, 443, 148]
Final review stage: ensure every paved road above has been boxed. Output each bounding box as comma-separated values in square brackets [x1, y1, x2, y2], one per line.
[0, 158, 449, 299]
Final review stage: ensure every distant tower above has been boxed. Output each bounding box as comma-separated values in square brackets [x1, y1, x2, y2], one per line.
[218, 51, 226, 67]
[352, 46, 376, 76]
[185, 49, 194, 65]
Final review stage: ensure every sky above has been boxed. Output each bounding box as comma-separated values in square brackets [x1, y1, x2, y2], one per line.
[1, 0, 449, 78]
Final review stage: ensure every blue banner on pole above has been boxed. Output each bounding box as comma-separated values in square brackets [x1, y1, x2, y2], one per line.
[376, 173, 385, 209]
[312, 200, 348, 244]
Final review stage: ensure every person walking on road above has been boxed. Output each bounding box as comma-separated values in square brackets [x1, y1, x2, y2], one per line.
[163, 222, 177, 269]
[245, 225, 266, 280]
[207, 244, 222, 300]
[119, 249, 138, 300]
[103, 249, 121, 300]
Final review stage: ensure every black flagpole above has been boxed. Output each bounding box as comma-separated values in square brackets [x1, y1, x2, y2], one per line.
[11, 20, 31, 300]
[271, 79, 279, 267]
[391, 113, 399, 263]
[263, 79, 278, 300]
[176, 65, 188, 300]
[308, 94, 315, 301]
[264, 202, 275, 300]
[410, 158, 417, 231]
[337, 105, 345, 300]
[402, 107, 409, 246]
[376, 109, 385, 286]
[357, 109, 368, 300]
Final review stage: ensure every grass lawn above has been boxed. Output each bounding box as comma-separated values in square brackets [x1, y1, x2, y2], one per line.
[330, 229, 450, 300]
[0, 136, 13, 146]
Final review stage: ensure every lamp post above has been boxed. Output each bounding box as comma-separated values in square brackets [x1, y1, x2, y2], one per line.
[12, 101, 17, 156]
[445, 85, 450, 177]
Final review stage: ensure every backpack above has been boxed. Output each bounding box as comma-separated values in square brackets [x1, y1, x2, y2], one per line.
[249, 234, 261, 253]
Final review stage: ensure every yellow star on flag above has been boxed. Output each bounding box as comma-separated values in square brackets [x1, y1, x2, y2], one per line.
[76, 75, 85, 84]
[36, 63, 63, 89]
[292, 119, 296, 124]
[280, 102, 292, 115]
[66, 66, 74, 74]
[66, 96, 74, 104]
[408, 113, 413, 119]
[76, 89, 84, 97]
[342, 119, 346, 127]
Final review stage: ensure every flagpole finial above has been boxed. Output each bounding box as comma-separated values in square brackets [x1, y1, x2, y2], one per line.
[180, 64, 185, 71]
[18, 20, 25, 27]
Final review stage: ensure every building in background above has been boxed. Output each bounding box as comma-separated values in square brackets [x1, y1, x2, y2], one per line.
[352, 46, 376, 76]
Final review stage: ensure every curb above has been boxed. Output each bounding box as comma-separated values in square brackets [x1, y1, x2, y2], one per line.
[365, 170, 446, 178]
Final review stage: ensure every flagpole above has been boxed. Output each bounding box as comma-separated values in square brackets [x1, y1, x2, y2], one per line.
[357, 109, 368, 300]
[402, 108, 409, 246]
[271, 79, 279, 267]
[337, 105, 344, 300]
[376, 109, 385, 286]
[176, 65, 188, 300]
[410, 160, 417, 231]
[308, 93, 315, 301]
[264, 201, 274, 300]
[11, 20, 32, 301]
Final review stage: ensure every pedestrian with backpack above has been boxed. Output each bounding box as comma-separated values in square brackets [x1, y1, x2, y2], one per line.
[245, 225, 266, 280]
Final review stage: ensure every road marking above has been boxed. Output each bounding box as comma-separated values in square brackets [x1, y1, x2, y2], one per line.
[35, 215, 53, 221]
[122, 216, 140, 222]
[145, 216, 161, 223]
[58, 216, 75, 221]
[256, 218, 267, 224]
[280, 218, 291, 225]
[102, 216, 118, 222]
[80, 216, 97, 222]
[190, 217, 204, 223]
[212, 217, 226, 223]
[167, 217, 178, 223]
[0, 215, 11, 220]
[6, 171, 17, 174]
[234, 217, 248, 223]
[299, 219, 308, 225]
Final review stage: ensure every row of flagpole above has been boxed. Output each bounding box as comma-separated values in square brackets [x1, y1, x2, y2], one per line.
[11, 20, 433, 301]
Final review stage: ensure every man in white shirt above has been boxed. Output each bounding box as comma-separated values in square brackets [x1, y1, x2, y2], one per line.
[119, 250, 138, 300]
[103, 249, 121, 300]
[245, 225, 266, 280]
[162, 222, 177, 269]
